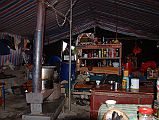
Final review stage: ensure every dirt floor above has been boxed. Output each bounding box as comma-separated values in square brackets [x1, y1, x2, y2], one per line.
[0, 66, 90, 120]
[0, 93, 90, 120]
[0, 94, 30, 120]
[57, 97, 90, 120]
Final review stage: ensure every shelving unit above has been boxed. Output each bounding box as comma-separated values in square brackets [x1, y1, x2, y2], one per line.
[76, 44, 122, 75]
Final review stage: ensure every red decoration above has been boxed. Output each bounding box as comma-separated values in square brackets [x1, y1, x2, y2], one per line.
[133, 44, 142, 55]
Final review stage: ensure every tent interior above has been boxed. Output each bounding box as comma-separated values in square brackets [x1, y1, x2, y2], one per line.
[1, 0, 159, 64]
[1, 0, 159, 119]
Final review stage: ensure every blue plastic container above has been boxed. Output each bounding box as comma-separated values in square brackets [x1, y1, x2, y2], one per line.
[60, 62, 76, 81]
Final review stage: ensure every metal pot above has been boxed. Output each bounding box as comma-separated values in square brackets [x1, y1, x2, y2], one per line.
[42, 80, 53, 90]
[42, 66, 56, 80]
[41, 66, 56, 90]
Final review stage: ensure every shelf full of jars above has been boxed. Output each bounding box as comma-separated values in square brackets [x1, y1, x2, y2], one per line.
[76, 43, 122, 75]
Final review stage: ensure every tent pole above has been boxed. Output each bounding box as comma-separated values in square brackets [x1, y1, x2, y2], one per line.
[68, 0, 73, 111]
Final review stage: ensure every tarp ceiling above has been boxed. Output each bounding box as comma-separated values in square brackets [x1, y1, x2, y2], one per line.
[1, 0, 159, 45]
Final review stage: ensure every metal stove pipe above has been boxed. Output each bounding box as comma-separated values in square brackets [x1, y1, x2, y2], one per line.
[33, 0, 45, 93]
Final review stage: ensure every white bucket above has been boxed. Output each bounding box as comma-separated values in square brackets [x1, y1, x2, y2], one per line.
[131, 78, 139, 89]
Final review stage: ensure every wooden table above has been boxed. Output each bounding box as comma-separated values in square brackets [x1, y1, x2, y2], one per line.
[90, 84, 154, 120]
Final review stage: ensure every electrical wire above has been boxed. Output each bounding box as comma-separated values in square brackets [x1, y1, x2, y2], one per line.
[44, 0, 77, 27]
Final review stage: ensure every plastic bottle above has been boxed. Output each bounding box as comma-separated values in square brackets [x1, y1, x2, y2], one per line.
[116, 48, 119, 57]
[98, 49, 102, 58]
[122, 70, 130, 91]
[123, 76, 129, 90]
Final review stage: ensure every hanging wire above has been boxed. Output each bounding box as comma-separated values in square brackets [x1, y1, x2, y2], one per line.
[94, 26, 96, 36]
[45, 0, 77, 27]
[115, 0, 119, 40]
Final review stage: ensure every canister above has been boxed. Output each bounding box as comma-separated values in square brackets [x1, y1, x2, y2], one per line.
[114, 82, 119, 91]
[131, 78, 139, 89]
[138, 107, 153, 120]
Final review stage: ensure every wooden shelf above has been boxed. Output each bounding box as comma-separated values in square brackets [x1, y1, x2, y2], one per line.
[79, 67, 119, 74]
[76, 43, 122, 75]
[76, 44, 122, 49]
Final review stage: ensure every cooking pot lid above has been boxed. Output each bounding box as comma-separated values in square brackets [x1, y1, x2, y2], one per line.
[42, 66, 56, 69]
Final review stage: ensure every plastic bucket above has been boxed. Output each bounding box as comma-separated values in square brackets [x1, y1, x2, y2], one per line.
[60, 62, 76, 81]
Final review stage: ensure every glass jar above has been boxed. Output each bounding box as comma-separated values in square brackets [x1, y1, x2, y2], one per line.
[138, 107, 153, 120]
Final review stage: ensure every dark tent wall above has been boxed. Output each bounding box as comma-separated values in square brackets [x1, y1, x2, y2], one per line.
[1, 0, 159, 44]
[121, 39, 159, 67]
[43, 40, 62, 64]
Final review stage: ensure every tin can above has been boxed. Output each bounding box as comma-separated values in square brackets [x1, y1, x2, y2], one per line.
[138, 107, 153, 120]
[114, 82, 118, 90]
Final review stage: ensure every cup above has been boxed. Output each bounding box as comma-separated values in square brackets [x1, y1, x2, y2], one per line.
[96, 80, 100, 86]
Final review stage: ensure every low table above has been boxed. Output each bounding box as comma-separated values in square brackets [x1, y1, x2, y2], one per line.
[97, 104, 151, 120]
[90, 84, 154, 120]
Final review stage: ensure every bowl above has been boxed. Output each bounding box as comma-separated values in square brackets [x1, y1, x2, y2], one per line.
[112, 62, 119, 67]
[105, 100, 116, 105]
